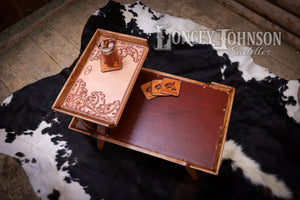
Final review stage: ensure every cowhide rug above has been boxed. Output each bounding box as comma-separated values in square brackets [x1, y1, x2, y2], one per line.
[1, 1, 299, 200]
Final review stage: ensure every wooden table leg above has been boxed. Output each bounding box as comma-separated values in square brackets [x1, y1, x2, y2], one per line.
[185, 164, 198, 180]
[97, 139, 105, 151]
[97, 124, 107, 135]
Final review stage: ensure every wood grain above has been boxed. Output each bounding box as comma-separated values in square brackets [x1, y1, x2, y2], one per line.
[0, 0, 24, 31]
[0, 80, 11, 101]
[49, 0, 99, 49]
[29, 23, 79, 70]
[17, 0, 49, 16]
[0, 37, 38, 92]
[0, 35, 61, 85]
[97, 139, 105, 151]
[215, 0, 300, 51]
[185, 163, 199, 180]
[268, 0, 300, 18]
[234, 0, 300, 37]
[0, 0, 76, 53]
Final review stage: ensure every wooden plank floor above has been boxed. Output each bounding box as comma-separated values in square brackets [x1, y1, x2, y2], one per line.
[0, 0, 299, 103]
[0, 0, 108, 102]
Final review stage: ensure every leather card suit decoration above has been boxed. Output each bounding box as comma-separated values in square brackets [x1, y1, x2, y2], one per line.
[151, 80, 168, 96]
[141, 81, 156, 100]
[161, 78, 181, 96]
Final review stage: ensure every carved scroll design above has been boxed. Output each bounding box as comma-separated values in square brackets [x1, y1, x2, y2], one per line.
[62, 79, 121, 123]
[83, 65, 92, 75]
[118, 42, 146, 63]
[89, 40, 146, 63]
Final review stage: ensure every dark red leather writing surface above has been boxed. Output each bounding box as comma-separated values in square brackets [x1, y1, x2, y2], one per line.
[105, 70, 230, 170]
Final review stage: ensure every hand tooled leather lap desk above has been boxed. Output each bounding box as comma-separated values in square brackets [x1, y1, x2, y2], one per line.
[52, 29, 235, 177]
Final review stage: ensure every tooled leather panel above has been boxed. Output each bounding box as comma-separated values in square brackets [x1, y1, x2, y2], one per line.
[89, 39, 146, 63]
[62, 79, 121, 122]
[62, 37, 147, 124]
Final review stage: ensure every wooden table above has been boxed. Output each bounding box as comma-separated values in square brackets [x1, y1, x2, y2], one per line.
[68, 68, 235, 179]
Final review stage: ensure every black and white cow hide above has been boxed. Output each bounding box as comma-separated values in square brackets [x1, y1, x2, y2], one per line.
[0, 1, 299, 200]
